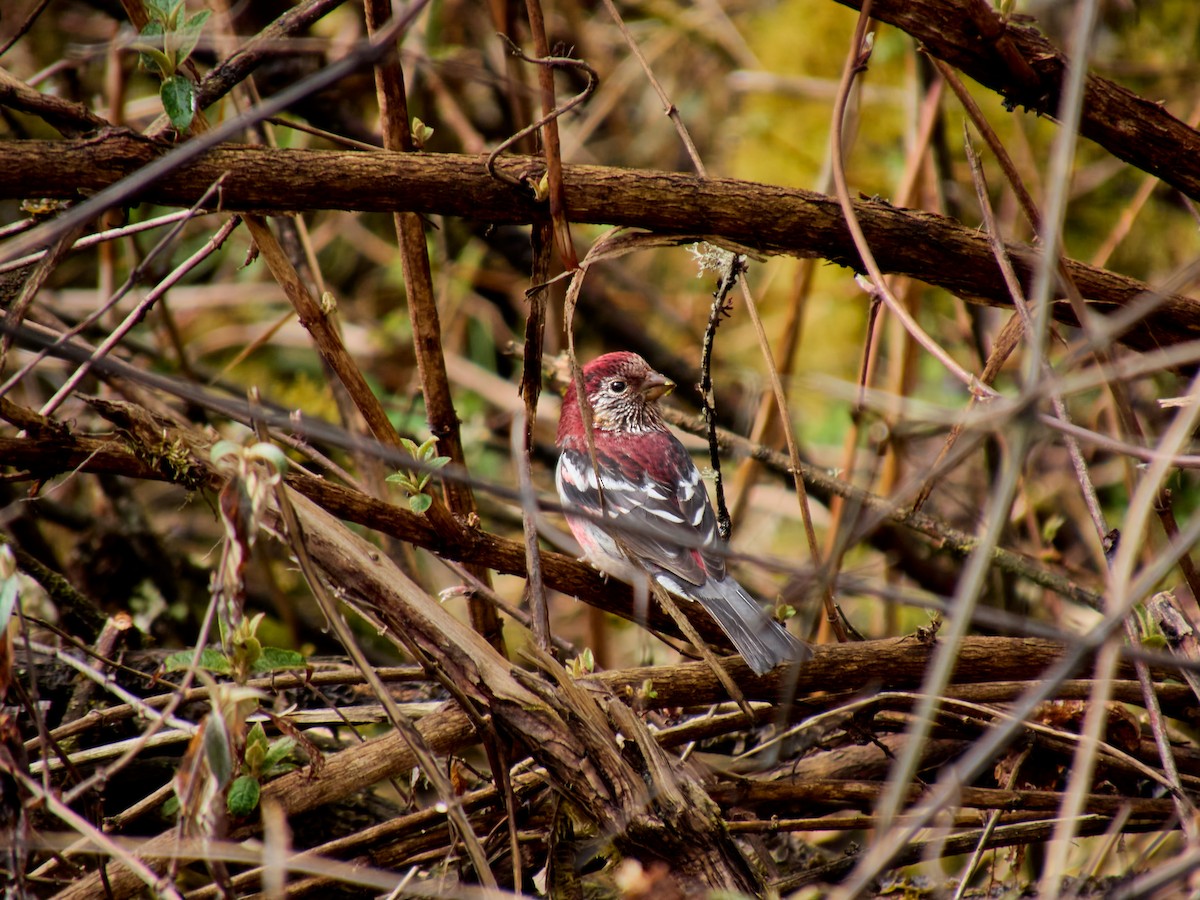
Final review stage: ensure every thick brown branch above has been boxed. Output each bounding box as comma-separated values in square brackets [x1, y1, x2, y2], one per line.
[710, 779, 1177, 820]
[0, 430, 701, 643]
[192, 0, 350, 116]
[0, 391, 1105, 631]
[0, 69, 109, 136]
[1, 137, 1195, 354]
[833, 0, 1200, 201]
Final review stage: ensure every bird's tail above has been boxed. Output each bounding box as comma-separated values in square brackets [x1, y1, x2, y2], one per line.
[685, 578, 811, 676]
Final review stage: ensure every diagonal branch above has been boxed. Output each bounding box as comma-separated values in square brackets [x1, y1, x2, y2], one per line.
[830, 0, 1200, 201]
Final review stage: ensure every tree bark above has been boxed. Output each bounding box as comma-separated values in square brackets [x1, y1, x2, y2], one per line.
[1, 136, 1197, 355]
[833, 0, 1200, 201]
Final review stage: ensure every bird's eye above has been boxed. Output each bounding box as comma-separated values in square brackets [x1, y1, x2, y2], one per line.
[609, 380, 628, 394]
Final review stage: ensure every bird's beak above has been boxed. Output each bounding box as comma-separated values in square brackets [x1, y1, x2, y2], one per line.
[641, 370, 675, 401]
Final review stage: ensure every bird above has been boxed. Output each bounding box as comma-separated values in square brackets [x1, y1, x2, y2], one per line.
[555, 351, 810, 675]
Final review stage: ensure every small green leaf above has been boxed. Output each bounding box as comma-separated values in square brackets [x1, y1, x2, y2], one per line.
[144, 0, 175, 22]
[568, 647, 594, 677]
[389, 474, 418, 494]
[204, 715, 233, 788]
[160, 74, 196, 130]
[0, 574, 19, 633]
[418, 436, 438, 458]
[135, 22, 171, 76]
[409, 493, 433, 514]
[246, 721, 268, 751]
[233, 635, 262, 670]
[262, 737, 297, 773]
[429, 456, 451, 469]
[1041, 513, 1066, 544]
[410, 116, 434, 148]
[164, 648, 232, 674]
[252, 646, 307, 673]
[227, 774, 261, 817]
[400, 438, 420, 457]
[167, 0, 187, 30]
[244, 726, 268, 773]
[176, 10, 211, 65]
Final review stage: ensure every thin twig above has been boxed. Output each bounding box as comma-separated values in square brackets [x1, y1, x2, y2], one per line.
[828, 6, 992, 399]
[268, 472, 498, 889]
[599, 0, 707, 177]
[734, 276, 846, 642]
[519, 0, 578, 272]
[364, 0, 504, 648]
[0, 0, 433, 267]
[0, 209, 201, 276]
[698, 255, 742, 542]
[39, 215, 241, 418]
[520, 220, 553, 653]
[483, 35, 597, 208]
[0, 188, 227, 401]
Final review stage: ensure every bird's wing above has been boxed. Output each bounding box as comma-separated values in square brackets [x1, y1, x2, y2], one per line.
[557, 435, 726, 588]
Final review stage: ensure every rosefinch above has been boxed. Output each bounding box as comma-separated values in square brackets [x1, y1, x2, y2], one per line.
[556, 351, 809, 674]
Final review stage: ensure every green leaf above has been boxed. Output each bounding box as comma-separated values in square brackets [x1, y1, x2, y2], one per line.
[428, 456, 452, 469]
[135, 22, 170, 76]
[164, 648, 231, 674]
[409, 493, 433, 514]
[167, 0, 187, 30]
[160, 74, 196, 130]
[262, 737, 297, 773]
[0, 575, 18, 633]
[176, 10, 211, 67]
[227, 774, 261, 817]
[233, 635, 262, 671]
[144, 0, 175, 22]
[1041, 513, 1066, 544]
[400, 438, 419, 457]
[252, 646, 307, 673]
[244, 728, 267, 774]
[385, 472, 408, 484]
[411, 116, 434, 148]
[204, 715, 233, 788]
[246, 721, 268, 751]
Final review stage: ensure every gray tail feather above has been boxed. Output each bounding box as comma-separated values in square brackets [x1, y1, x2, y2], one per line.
[691, 579, 810, 676]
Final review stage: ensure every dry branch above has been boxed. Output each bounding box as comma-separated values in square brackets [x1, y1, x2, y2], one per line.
[710, 779, 1177, 820]
[834, 0, 1200, 200]
[0, 385, 1107, 636]
[1, 137, 1198, 355]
